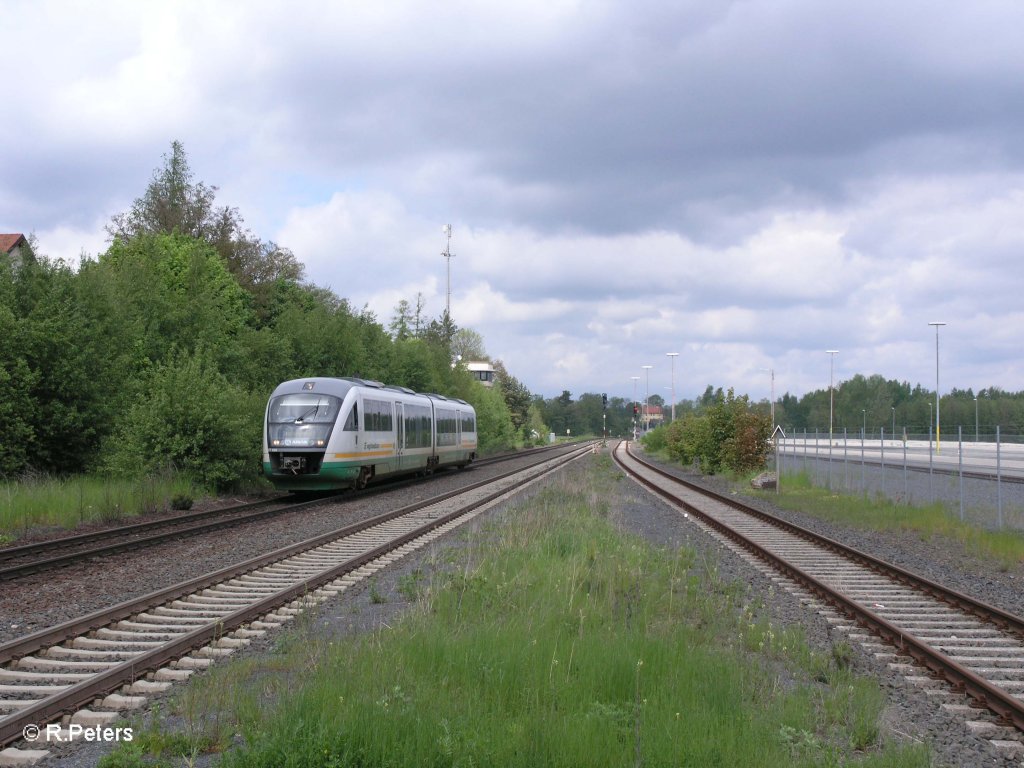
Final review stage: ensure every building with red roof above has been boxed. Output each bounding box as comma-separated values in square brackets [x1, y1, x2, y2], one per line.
[1, 233, 27, 268]
[0, 233, 25, 253]
[641, 403, 663, 428]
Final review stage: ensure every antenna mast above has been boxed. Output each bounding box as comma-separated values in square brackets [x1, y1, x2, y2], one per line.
[442, 224, 455, 317]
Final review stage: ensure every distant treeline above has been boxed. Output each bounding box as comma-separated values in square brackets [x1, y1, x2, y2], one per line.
[531, 377, 1024, 443]
[0, 143, 525, 487]
[771, 377, 1024, 437]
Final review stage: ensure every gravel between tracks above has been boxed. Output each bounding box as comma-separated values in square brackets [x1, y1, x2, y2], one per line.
[22, 448, 1024, 767]
[0, 453, 564, 645]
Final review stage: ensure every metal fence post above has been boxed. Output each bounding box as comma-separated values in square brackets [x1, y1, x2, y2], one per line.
[928, 425, 934, 504]
[861, 426, 866, 498]
[827, 425, 834, 491]
[776, 434, 781, 494]
[815, 428, 819, 486]
[958, 425, 963, 522]
[997, 425, 1003, 529]
[800, 428, 804, 474]
[843, 428, 849, 490]
[881, 427, 886, 501]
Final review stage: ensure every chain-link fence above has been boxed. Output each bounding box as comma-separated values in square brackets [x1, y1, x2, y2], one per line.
[775, 426, 1024, 531]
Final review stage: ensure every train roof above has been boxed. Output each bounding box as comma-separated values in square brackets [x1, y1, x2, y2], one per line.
[269, 377, 362, 399]
[422, 393, 471, 406]
[269, 378, 472, 409]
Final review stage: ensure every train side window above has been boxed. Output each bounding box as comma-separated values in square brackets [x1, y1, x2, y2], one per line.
[343, 403, 359, 431]
[436, 408, 458, 446]
[403, 404, 431, 448]
[363, 399, 394, 432]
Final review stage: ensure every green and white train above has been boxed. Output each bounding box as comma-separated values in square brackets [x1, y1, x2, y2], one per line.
[263, 377, 478, 492]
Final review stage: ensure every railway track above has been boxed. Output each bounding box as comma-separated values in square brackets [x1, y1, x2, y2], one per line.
[0, 443, 594, 761]
[614, 441, 1024, 754]
[0, 443, 572, 583]
[0, 498, 299, 582]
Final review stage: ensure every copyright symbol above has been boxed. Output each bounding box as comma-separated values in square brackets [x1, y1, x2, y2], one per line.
[22, 724, 40, 741]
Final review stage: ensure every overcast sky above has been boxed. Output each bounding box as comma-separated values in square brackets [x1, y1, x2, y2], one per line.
[4, 1, 1024, 403]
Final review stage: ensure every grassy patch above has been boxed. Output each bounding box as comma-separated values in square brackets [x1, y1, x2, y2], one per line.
[758, 471, 1024, 568]
[0, 472, 202, 539]
[107, 457, 928, 767]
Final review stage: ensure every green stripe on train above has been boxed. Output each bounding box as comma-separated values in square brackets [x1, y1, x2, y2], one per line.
[263, 460, 362, 491]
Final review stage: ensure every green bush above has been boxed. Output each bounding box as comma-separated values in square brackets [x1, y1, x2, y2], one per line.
[640, 424, 668, 453]
[101, 347, 263, 490]
[462, 382, 517, 453]
[171, 494, 194, 511]
[664, 389, 771, 474]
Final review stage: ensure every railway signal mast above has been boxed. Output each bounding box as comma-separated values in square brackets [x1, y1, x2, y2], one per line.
[442, 224, 455, 318]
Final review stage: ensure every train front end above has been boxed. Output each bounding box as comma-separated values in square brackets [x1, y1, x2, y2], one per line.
[262, 378, 360, 491]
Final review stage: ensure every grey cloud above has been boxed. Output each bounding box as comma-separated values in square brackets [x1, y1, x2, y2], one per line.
[6, 1, 1024, 399]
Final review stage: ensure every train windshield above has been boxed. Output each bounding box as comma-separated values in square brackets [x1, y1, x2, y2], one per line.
[267, 393, 341, 449]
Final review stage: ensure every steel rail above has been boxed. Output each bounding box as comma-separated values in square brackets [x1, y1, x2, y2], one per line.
[0, 500, 306, 582]
[615, 442, 1024, 731]
[0, 443, 590, 666]
[625, 443, 1024, 634]
[0, 444, 593, 747]
[0, 443, 577, 581]
[0, 497, 288, 564]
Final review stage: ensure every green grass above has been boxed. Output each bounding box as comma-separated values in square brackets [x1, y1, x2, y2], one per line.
[758, 471, 1024, 569]
[0, 472, 201, 539]
[103, 457, 928, 767]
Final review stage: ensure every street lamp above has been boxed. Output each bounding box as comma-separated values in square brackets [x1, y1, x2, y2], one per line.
[630, 376, 640, 438]
[974, 396, 979, 443]
[641, 365, 653, 432]
[827, 350, 839, 440]
[928, 321, 946, 454]
[760, 367, 776, 429]
[666, 352, 679, 423]
[862, 409, 866, 437]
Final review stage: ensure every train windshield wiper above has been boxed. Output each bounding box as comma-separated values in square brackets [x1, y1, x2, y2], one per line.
[294, 399, 323, 423]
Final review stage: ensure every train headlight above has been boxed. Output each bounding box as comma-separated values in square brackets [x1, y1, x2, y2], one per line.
[316, 440, 325, 446]
[272, 439, 281, 446]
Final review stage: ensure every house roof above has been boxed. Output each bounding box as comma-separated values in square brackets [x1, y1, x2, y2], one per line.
[0, 234, 26, 254]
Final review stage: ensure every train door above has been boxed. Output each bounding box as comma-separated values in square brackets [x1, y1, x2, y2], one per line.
[456, 410, 462, 457]
[395, 402, 405, 469]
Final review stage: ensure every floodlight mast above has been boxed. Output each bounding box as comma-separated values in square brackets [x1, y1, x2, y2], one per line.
[641, 365, 653, 431]
[442, 224, 455, 318]
[630, 376, 640, 439]
[666, 352, 679, 422]
[760, 367, 775, 429]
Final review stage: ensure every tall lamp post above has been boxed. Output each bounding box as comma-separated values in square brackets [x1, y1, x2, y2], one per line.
[974, 396, 979, 443]
[928, 322, 946, 454]
[827, 350, 839, 440]
[761, 367, 776, 429]
[666, 352, 679, 423]
[641, 365, 653, 432]
[630, 376, 640, 438]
